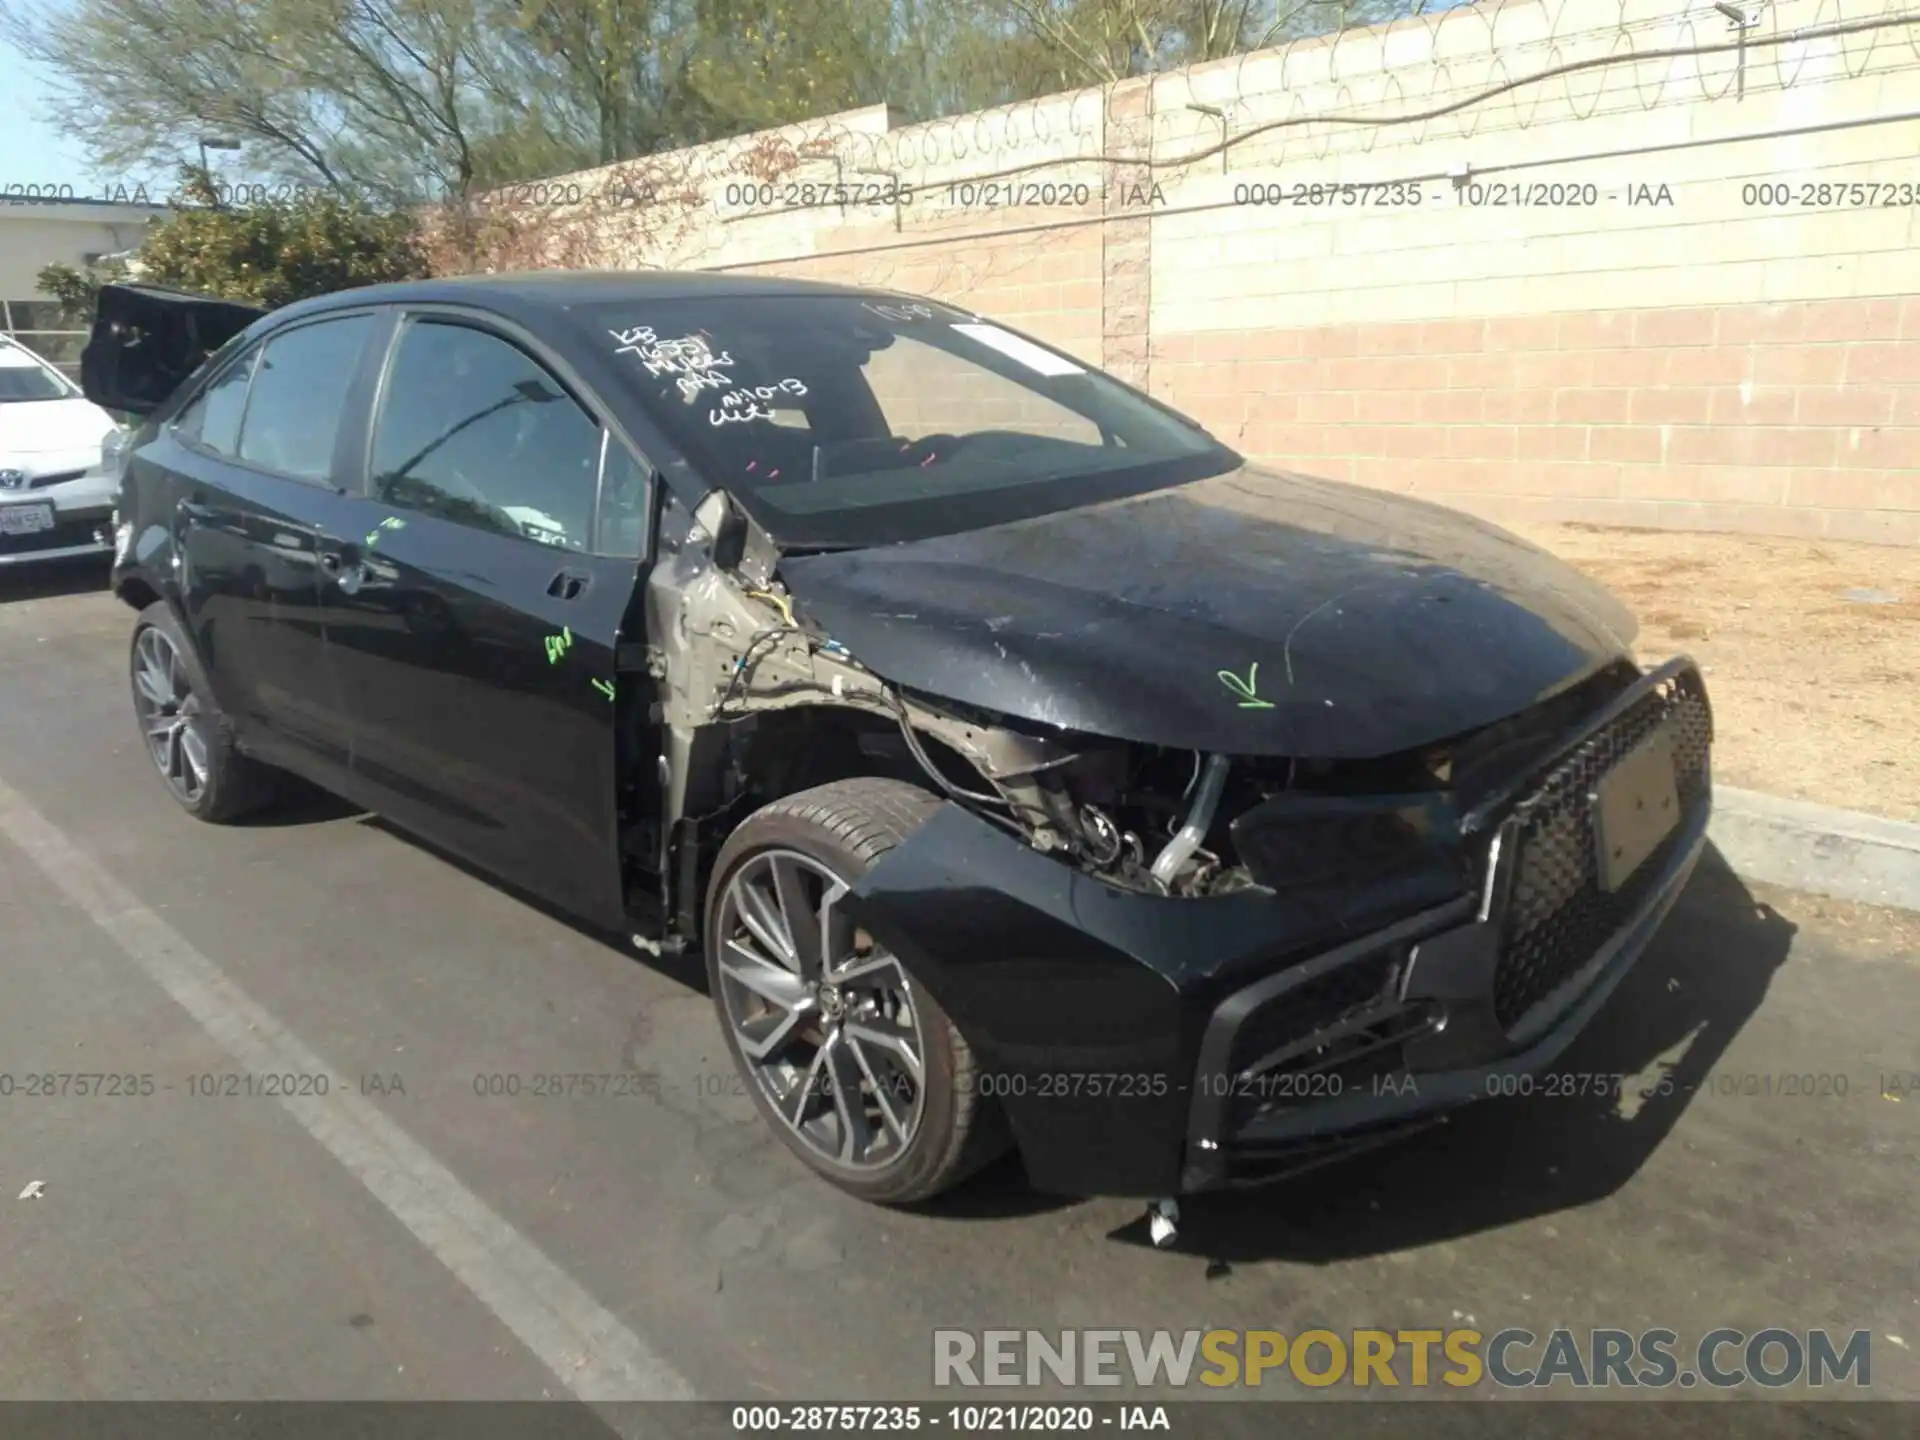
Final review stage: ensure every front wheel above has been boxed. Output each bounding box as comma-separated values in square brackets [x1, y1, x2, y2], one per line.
[703, 778, 1009, 1204]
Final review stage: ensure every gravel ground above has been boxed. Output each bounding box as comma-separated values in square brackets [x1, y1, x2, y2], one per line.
[1514, 522, 1920, 824]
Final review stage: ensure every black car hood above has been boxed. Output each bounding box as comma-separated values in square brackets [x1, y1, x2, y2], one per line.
[778, 466, 1640, 759]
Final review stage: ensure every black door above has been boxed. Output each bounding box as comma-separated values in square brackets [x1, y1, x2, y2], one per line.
[320, 313, 655, 927]
[166, 313, 376, 786]
[81, 282, 265, 419]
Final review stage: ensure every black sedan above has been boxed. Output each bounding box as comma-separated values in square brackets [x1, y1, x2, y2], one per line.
[83, 273, 1712, 1216]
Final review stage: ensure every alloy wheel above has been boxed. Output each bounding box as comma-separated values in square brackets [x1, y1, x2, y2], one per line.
[714, 848, 928, 1170]
[132, 626, 211, 806]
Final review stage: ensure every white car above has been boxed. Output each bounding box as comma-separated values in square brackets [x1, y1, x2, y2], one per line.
[0, 334, 124, 568]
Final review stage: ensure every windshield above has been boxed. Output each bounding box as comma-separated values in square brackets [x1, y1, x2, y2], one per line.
[0, 356, 76, 403]
[585, 294, 1237, 547]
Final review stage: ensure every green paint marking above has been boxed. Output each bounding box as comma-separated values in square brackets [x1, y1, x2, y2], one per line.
[545, 628, 576, 665]
[591, 678, 616, 701]
[1218, 662, 1275, 709]
[364, 516, 407, 549]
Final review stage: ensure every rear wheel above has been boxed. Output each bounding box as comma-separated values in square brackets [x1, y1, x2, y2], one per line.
[129, 601, 280, 823]
[703, 778, 1008, 1204]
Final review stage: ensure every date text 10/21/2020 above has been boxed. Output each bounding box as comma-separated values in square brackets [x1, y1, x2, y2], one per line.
[6, 1068, 1901, 1104]
[12, 172, 1918, 214]
[718, 181, 1172, 211]
[0, 178, 668, 208]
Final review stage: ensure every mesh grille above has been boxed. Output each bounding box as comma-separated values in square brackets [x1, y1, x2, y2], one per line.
[1493, 667, 1712, 1030]
[1223, 950, 1401, 1082]
[1223, 1004, 1438, 1132]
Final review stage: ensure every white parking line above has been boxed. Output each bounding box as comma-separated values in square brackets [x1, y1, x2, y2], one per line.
[0, 771, 699, 1403]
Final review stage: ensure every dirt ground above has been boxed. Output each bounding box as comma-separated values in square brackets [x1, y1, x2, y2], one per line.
[1512, 522, 1920, 824]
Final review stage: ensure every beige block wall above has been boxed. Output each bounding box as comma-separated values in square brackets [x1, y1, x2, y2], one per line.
[1153, 297, 1920, 545]
[529, 0, 1920, 543]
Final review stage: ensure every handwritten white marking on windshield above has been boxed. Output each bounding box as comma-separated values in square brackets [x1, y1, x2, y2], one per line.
[709, 378, 809, 427]
[609, 325, 737, 401]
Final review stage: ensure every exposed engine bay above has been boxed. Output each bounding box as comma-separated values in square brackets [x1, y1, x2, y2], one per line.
[633, 491, 1518, 924]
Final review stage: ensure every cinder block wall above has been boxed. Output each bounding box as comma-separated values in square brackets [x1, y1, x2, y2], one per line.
[1137, 0, 1920, 544]
[536, 0, 1920, 543]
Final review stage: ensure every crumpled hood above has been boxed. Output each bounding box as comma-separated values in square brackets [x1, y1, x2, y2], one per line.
[779, 465, 1640, 759]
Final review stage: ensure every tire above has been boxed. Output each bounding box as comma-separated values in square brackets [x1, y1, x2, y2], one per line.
[129, 600, 281, 823]
[704, 777, 1009, 1204]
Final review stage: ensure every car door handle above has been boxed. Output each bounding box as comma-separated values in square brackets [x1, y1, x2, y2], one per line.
[546, 567, 592, 601]
[321, 551, 371, 597]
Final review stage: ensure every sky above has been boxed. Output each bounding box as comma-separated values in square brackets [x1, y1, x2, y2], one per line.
[0, 45, 97, 194]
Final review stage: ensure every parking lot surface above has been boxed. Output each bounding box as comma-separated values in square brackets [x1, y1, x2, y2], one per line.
[1, 566, 1915, 1413]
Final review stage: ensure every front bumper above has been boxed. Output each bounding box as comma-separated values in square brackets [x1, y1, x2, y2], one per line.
[847, 658, 1714, 1198]
[0, 467, 118, 568]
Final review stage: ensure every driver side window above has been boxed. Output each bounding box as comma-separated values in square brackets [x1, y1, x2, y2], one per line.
[370, 319, 601, 552]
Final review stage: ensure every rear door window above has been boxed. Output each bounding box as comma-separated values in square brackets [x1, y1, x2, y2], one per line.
[235, 315, 373, 482]
[368, 319, 602, 553]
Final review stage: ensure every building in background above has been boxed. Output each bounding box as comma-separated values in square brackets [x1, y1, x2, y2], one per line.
[1, 195, 165, 375]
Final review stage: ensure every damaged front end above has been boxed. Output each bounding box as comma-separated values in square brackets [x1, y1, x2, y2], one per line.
[632, 489, 1179, 940]
[632, 488, 1714, 1199]
[636, 486, 1476, 926]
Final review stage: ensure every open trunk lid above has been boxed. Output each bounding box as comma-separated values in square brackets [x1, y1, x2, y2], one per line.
[81, 283, 266, 417]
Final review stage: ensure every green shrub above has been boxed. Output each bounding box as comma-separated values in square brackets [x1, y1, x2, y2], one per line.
[134, 170, 429, 309]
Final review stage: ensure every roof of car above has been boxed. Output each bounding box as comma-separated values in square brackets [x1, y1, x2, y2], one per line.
[276, 269, 904, 327]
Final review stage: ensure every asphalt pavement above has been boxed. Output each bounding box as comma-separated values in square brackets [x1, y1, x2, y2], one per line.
[0, 561, 1914, 1417]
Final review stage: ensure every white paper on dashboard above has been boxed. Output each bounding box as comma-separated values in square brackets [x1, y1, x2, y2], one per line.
[950, 323, 1085, 377]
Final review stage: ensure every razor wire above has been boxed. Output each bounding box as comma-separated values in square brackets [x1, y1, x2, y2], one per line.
[467, 0, 1920, 283]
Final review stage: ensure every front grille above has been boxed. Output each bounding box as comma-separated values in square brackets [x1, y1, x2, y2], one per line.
[1214, 948, 1426, 1131]
[1492, 666, 1712, 1030]
[1224, 1004, 1439, 1133]
[29, 469, 88, 490]
[1223, 950, 1402, 1081]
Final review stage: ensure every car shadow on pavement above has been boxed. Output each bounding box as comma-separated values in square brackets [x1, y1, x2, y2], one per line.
[353, 808, 1079, 1218]
[348, 812, 1793, 1236]
[235, 773, 368, 827]
[0, 557, 112, 603]
[353, 811, 713, 991]
[1154, 846, 1798, 1263]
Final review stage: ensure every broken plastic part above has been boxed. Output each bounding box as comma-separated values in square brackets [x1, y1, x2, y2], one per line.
[1147, 1197, 1179, 1248]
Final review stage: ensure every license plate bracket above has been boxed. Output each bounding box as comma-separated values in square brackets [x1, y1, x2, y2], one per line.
[0, 502, 55, 537]
[1592, 728, 1680, 892]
